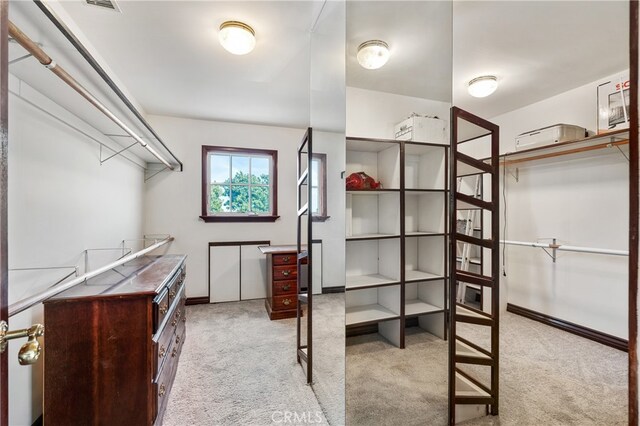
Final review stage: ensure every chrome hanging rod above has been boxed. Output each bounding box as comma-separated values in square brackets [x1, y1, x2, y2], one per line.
[501, 240, 628, 257]
[33, 0, 183, 171]
[8, 236, 173, 317]
[7, 21, 174, 170]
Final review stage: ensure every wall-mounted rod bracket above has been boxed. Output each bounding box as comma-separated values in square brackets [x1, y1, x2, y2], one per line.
[0, 322, 45, 365]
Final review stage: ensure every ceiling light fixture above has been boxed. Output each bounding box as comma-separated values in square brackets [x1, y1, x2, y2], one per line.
[357, 40, 390, 70]
[219, 21, 256, 55]
[468, 75, 498, 98]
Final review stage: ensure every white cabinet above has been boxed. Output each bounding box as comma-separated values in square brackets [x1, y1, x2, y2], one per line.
[209, 243, 268, 303]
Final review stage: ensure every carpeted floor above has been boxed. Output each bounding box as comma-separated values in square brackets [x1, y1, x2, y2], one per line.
[309, 294, 346, 425]
[346, 312, 628, 426]
[163, 299, 328, 425]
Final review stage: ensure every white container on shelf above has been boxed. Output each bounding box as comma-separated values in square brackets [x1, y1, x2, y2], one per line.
[515, 123, 587, 151]
[394, 114, 447, 144]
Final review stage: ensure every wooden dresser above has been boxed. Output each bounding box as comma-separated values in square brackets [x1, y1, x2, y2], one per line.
[43, 254, 187, 426]
[259, 246, 305, 320]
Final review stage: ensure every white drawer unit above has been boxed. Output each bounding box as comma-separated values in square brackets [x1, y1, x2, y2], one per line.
[394, 114, 447, 144]
[515, 124, 587, 151]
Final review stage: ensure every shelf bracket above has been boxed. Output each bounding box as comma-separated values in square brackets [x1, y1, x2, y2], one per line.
[539, 238, 558, 263]
[100, 141, 138, 165]
[145, 165, 169, 182]
[507, 167, 519, 182]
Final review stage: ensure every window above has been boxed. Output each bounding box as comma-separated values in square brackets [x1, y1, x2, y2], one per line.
[311, 153, 329, 222]
[201, 146, 278, 222]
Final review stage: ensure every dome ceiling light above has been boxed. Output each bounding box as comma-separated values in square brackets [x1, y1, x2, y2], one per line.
[219, 21, 256, 55]
[468, 75, 498, 98]
[357, 40, 390, 70]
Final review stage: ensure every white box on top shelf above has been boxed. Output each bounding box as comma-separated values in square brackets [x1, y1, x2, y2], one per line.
[346, 239, 400, 290]
[405, 192, 445, 236]
[346, 139, 400, 190]
[405, 144, 446, 190]
[405, 236, 445, 283]
[394, 114, 447, 144]
[346, 191, 400, 239]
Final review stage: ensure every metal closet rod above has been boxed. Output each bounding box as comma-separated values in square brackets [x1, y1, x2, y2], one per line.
[33, 0, 183, 171]
[7, 21, 174, 171]
[8, 236, 174, 318]
[501, 240, 628, 257]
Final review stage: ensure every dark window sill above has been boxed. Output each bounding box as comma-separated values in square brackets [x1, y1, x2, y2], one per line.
[312, 215, 331, 222]
[200, 215, 280, 223]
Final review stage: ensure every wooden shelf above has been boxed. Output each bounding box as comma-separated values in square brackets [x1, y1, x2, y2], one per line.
[500, 129, 629, 166]
[346, 304, 400, 326]
[404, 299, 443, 317]
[346, 274, 400, 291]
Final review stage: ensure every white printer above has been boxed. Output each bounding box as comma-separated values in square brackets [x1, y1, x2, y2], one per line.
[515, 124, 587, 151]
[394, 113, 447, 144]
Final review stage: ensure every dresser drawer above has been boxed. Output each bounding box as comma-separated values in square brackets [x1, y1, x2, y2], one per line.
[154, 318, 176, 379]
[274, 280, 297, 296]
[167, 273, 183, 307]
[272, 294, 296, 310]
[153, 289, 170, 333]
[273, 253, 296, 265]
[154, 338, 178, 423]
[273, 265, 297, 281]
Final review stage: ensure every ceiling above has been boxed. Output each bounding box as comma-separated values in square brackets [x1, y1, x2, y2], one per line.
[9, 0, 631, 135]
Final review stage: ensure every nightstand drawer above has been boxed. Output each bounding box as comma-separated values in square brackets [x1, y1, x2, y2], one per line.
[273, 253, 296, 265]
[272, 294, 296, 310]
[274, 280, 297, 296]
[273, 265, 297, 280]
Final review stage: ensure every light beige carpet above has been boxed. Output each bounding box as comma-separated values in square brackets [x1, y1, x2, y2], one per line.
[162, 299, 328, 425]
[347, 312, 628, 426]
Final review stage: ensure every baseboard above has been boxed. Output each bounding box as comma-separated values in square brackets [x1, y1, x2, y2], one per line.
[185, 296, 209, 306]
[507, 303, 628, 352]
[322, 286, 345, 294]
[32, 415, 43, 426]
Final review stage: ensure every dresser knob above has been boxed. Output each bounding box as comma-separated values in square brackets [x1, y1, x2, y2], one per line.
[172, 347, 178, 358]
[160, 305, 168, 315]
[169, 290, 176, 298]
[283, 256, 290, 262]
[182, 316, 187, 323]
[282, 284, 291, 291]
[283, 298, 291, 306]
[282, 270, 291, 277]
[176, 335, 181, 345]
[159, 345, 166, 358]
[159, 384, 166, 397]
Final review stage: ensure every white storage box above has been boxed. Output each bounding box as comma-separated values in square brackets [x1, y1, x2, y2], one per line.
[515, 124, 586, 151]
[394, 114, 447, 144]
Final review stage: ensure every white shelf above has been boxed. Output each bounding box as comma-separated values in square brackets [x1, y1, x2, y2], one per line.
[405, 269, 443, 282]
[346, 233, 401, 241]
[346, 304, 399, 326]
[346, 189, 400, 195]
[456, 339, 491, 361]
[406, 231, 444, 238]
[346, 274, 399, 290]
[455, 371, 491, 398]
[404, 299, 442, 316]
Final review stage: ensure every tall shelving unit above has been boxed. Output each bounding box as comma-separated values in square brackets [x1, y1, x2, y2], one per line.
[345, 137, 448, 347]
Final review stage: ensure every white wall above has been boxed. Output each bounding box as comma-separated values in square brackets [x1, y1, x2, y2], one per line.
[144, 115, 307, 298]
[491, 70, 629, 338]
[7, 76, 145, 425]
[313, 131, 345, 288]
[346, 87, 451, 139]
